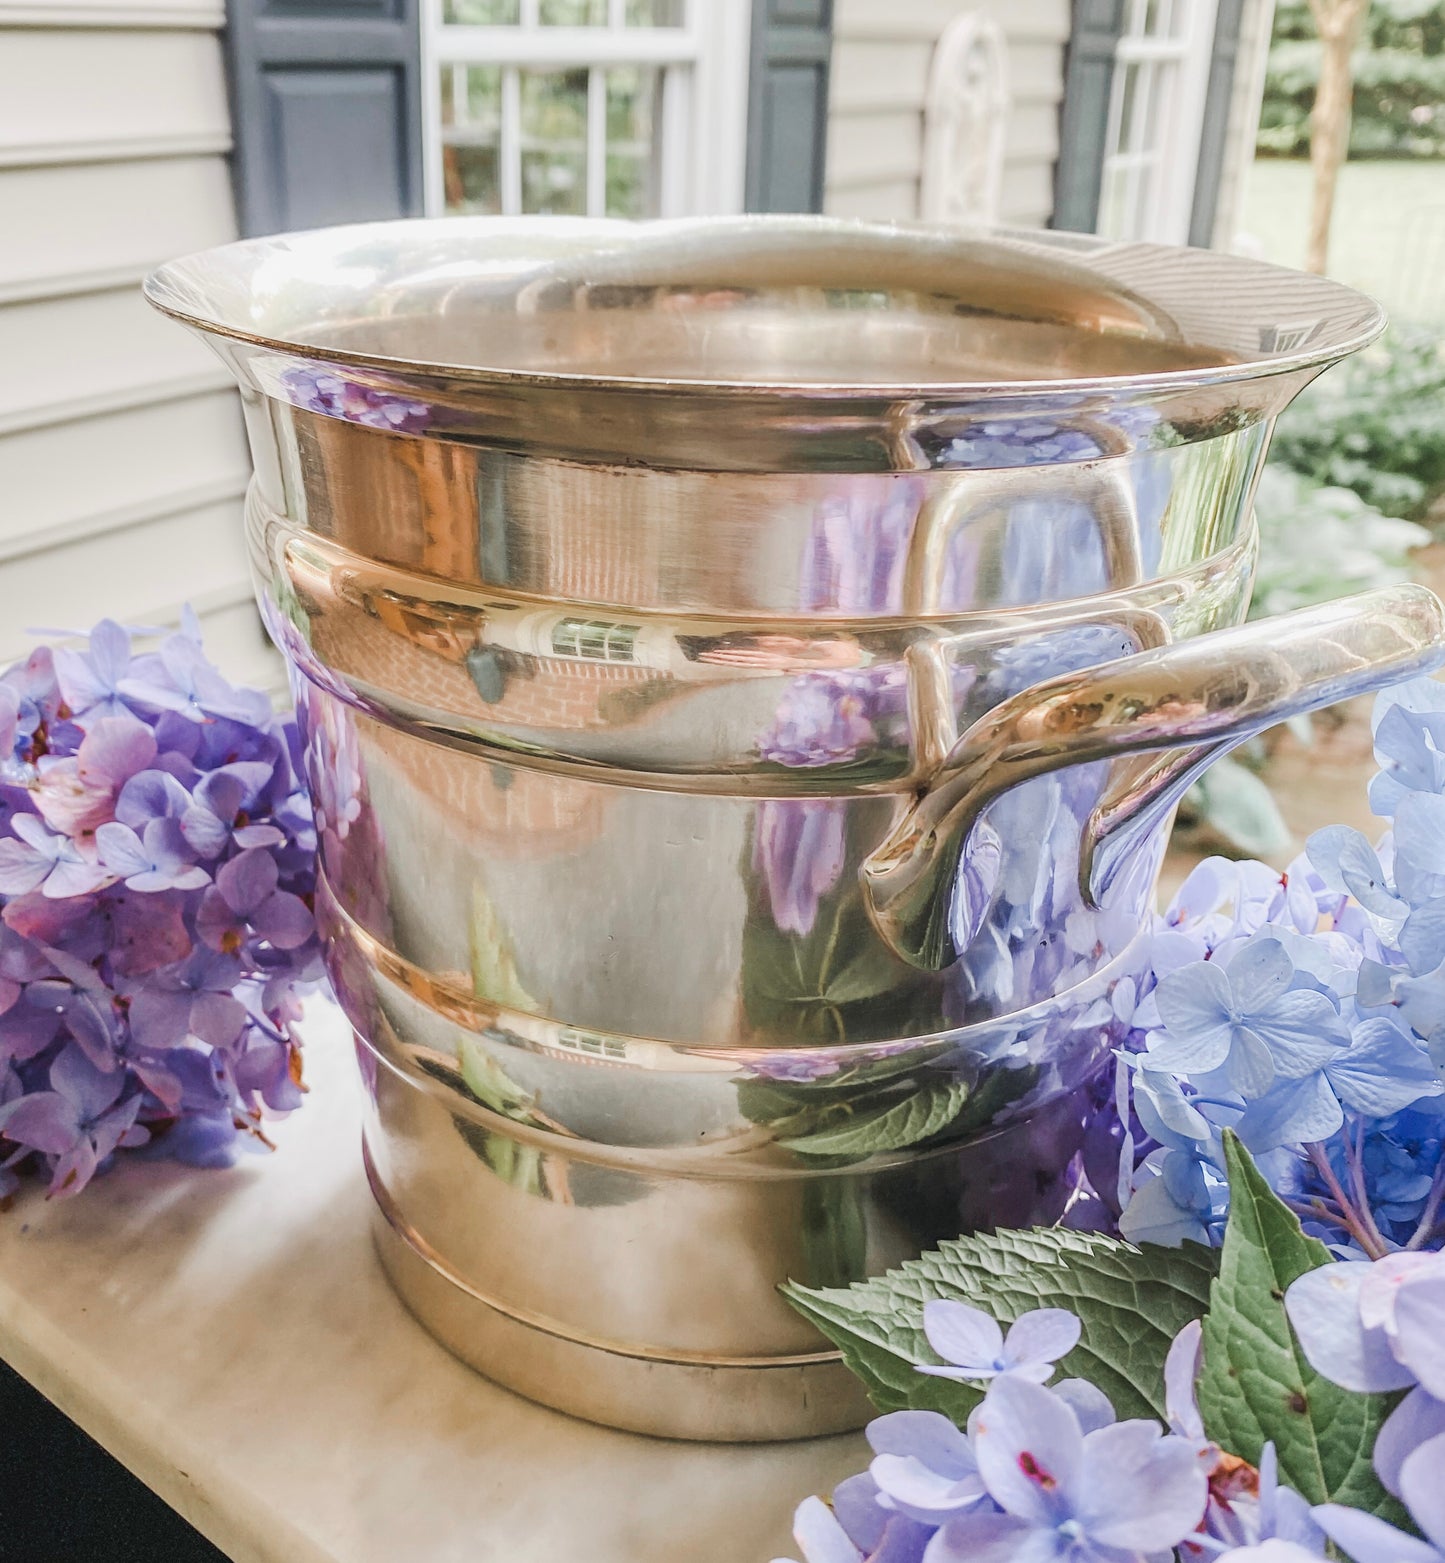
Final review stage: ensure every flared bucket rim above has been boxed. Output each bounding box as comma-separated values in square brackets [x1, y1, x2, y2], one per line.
[143, 214, 1385, 405]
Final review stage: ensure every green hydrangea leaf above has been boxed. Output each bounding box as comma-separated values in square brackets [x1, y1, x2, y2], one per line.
[784, 1226, 1218, 1424]
[1197, 1132, 1409, 1524]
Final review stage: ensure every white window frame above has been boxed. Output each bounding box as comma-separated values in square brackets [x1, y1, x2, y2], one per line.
[420, 0, 752, 221]
[1097, 0, 1220, 244]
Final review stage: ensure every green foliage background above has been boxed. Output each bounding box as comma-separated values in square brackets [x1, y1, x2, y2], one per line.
[1258, 0, 1445, 158]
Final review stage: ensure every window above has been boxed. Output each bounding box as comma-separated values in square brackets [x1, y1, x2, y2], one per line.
[1096, 0, 1220, 244]
[421, 0, 750, 220]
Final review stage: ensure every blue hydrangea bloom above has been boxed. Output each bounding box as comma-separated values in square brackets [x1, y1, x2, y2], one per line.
[916, 1300, 1081, 1386]
[1146, 939, 1350, 1098]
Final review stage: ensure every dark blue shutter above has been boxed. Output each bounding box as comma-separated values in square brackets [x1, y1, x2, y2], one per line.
[745, 0, 834, 214]
[224, 0, 425, 238]
[1052, 0, 1126, 233]
[1188, 0, 1246, 246]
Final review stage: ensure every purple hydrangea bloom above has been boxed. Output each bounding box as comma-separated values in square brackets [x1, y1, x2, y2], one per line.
[0, 615, 321, 1197]
[0, 1043, 147, 1198]
[916, 1300, 1081, 1386]
[96, 817, 210, 893]
[0, 814, 112, 899]
[928, 1374, 1208, 1562]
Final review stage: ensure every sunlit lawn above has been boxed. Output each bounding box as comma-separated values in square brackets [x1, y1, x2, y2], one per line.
[1239, 157, 1445, 323]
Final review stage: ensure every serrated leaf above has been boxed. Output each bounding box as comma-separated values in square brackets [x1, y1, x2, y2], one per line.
[1198, 1132, 1409, 1524]
[779, 1078, 970, 1157]
[784, 1226, 1218, 1424]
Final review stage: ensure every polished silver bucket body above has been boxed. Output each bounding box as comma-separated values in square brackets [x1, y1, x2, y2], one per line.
[146, 218, 1443, 1440]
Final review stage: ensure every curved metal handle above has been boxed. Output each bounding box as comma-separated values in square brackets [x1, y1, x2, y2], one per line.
[861, 584, 1445, 970]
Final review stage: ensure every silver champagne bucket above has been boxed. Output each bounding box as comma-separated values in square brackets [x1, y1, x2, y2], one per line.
[146, 217, 1445, 1441]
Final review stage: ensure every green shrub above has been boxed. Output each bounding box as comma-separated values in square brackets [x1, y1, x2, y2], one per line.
[1259, 0, 1445, 158]
[1269, 331, 1445, 522]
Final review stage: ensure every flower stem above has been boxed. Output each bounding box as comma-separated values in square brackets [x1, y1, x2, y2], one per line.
[1406, 1159, 1445, 1252]
[1282, 1197, 1352, 1233]
[1306, 1142, 1389, 1259]
[1346, 1118, 1392, 1255]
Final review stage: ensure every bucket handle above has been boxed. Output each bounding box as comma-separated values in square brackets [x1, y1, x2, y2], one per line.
[860, 584, 1445, 971]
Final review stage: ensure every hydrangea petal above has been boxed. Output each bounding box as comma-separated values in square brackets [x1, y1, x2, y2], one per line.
[1285, 1263, 1417, 1393]
[921, 1300, 1005, 1375]
[1313, 1503, 1443, 1563]
[866, 1410, 975, 1477]
[784, 1495, 861, 1563]
[50, 1041, 124, 1119]
[0, 838, 52, 895]
[253, 890, 313, 950]
[1400, 1433, 1445, 1553]
[1327, 1019, 1443, 1117]
[1394, 793, 1445, 908]
[1001, 1309, 1080, 1372]
[923, 1511, 1056, 1563]
[1076, 1418, 1208, 1550]
[971, 1374, 1082, 1525]
[1226, 1024, 1279, 1098]
[1393, 1279, 1445, 1401]
[1152, 960, 1237, 1076]
[0, 1090, 77, 1154]
[1237, 1073, 1344, 1154]
[869, 1454, 984, 1522]
[1249, 991, 1350, 1079]
[1164, 1320, 1205, 1441]
[218, 847, 280, 916]
[1308, 826, 1407, 923]
[827, 1475, 887, 1556]
[1226, 938, 1294, 1012]
[1376, 1389, 1445, 1500]
[1224, 1543, 1329, 1563]
[1052, 1378, 1115, 1435]
[1119, 1165, 1212, 1247]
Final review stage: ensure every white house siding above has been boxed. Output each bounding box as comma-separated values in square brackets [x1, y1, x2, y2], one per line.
[824, 0, 1069, 228]
[0, 0, 276, 690]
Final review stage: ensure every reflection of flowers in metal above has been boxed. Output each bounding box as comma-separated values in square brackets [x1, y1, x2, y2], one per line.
[944, 760, 1161, 1029]
[939, 401, 1166, 469]
[752, 798, 847, 937]
[944, 419, 1113, 468]
[758, 668, 902, 769]
[280, 366, 431, 434]
[800, 478, 924, 613]
[984, 622, 1144, 702]
[289, 668, 392, 941]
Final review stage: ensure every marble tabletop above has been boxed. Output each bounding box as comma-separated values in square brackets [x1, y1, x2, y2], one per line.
[0, 1001, 867, 1563]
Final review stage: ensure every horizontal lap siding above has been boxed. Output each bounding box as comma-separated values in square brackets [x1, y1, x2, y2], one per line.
[0, 3, 277, 690]
[825, 0, 1069, 228]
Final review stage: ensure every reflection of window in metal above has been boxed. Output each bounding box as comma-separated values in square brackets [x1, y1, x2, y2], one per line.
[423, 0, 749, 219]
[556, 1026, 629, 1062]
[1096, 0, 1219, 245]
[550, 617, 641, 661]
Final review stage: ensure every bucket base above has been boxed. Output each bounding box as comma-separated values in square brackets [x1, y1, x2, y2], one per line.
[369, 1182, 875, 1443]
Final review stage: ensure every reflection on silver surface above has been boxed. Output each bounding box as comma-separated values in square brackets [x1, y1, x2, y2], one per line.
[148, 216, 1441, 1440]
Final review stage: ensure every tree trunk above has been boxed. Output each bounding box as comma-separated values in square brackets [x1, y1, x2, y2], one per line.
[1304, 0, 1371, 275]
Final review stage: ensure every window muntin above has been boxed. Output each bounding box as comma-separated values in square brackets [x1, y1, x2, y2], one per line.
[424, 0, 738, 219]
